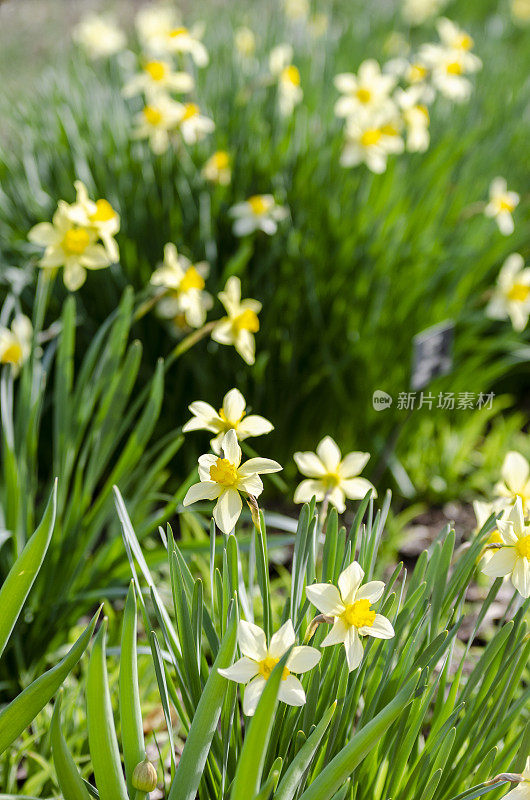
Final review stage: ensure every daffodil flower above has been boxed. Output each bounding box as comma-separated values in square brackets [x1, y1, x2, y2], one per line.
[418, 43, 481, 102]
[473, 500, 508, 566]
[229, 195, 288, 237]
[395, 87, 430, 153]
[73, 14, 126, 59]
[493, 451, 530, 513]
[484, 178, 520, 236]
[182, 388, 274, 454]
[133, 96, 183, 154]
[436, 18, 475, 51]
[487, 255, 530, 332]
[340, 110, 404, 173]
[176, 102, 215, 145]
[482, 496, 530, 597]
[334, 60, 396, 119]
[150, 243, 212, 328]
[294, 436, 375, 513]
[234, 27, 256, 58]
[136, 4, 181, 52]
[28, 202, 111, 291]
[503, 758, 530, 800]
[164, 25, 209, 67]
[218, 619, 320, 716]
[211, 277, 262, 365]
[202, 151, 232, 185]
[269, 45, 303, 116]
[123, 59, 195, 99]
[0, 315, 32, 376]
[182, 429, 282, 533]
[306, 561, 394, 671]
[72, 181, 120, 262]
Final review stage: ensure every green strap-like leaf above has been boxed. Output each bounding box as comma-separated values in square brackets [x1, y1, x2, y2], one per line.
[168, 598, 238, 800]
[119, 582, 145, 795]
[0, 605, 101, 755]
[86, 620, 128, 800]
[51, 691, 91, 800]
[0, 481, 57, 658]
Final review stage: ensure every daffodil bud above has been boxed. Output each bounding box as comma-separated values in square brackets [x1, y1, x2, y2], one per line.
[132, 759, 157, 792]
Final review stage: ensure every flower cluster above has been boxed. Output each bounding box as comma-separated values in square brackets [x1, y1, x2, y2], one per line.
[335, 18, 481, 173]
[28, 181, 120, 291]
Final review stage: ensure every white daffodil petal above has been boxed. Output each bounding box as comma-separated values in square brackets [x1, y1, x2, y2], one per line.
[355, 581, 385, 604]
[238, 620, 268, 661]
[344, 627, 364, 671]
[213, 488, 242, 533]
[287, 645, 321, 673]
[239, 457, 282, 475]
[511, 558, 530, 598]
[183, 481, 221, 506]
[222, 429, 242, 465]
[502, 451, 529, 493]
[482, 547, 518, 578]
[328, 486, 346, 513]
[278, 675, 306, 707]
[238, 473, 264, 496]
[341, 477, 377, 500]
[294, 479, 326, 504]
[338, 562, 365, 605]
[242, 676, 267, 716]
[306, 583, 343, 615]
[269, 619, 295, 658]
[339, 452, 370, 478]
[363, 614, 395, 639]
[321, 618, 348, 647]
[218, 656, 259, 683]
[316, 436, 342, 471]
[223, 388, 246, 422]
[293, 451, 327, 477]
[237, 415, 274, 438]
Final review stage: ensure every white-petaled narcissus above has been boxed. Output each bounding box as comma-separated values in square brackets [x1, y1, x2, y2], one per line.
[28, 201, 112, 291]
[176, 103, 215, 145]
[150, 243, 213, 328]
[306, 561, 394, 671]
[182, 429, 282, 533]
[294, 435, 376, 512]
[493, 451, 530, 513]
[334, 59, 396, 119]
[395, 87, 430, 153]
[211, 276, 262, 365]
[123, 59, 195, 99]
[487, 255, 530, 332]
[0, 315, 32, 376]
[72, 180, 120, 262]
[341, 110, 404, 173]
[229, 195, 288, 237]
[503, 758, 530, 800]
[269, 44, 303, 117]
[202, 151, 232, 186]
[73, 14, 126, 59]
[234, 27, 256, 58]
[183, 388, 273, 454]
[436, 18, 475, 52]
[482, 496, 530, 597]
[473, 499, 508, 566]
[133, 96, 183, 154]
[135, 3, 181, 52]
[218, 619, 320, 716]
[163, 25, 209, 67]
[484, 177, 520, 236]
[418, 41, 481, 103]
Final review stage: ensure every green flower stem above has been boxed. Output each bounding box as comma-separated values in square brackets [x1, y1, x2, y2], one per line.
[133, 289, 169, 323]
[165, 320, 217, 370]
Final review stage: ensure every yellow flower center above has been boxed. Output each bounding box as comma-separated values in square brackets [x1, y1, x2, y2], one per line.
[341, 598, 376, 628]
[145, 60, 167, 81]
[182, 103, 199, 121]
[179, 266, 205, 292]
[209, 457, 239, 487]
[487, 529, 501, 549]
[213, 151, 230, 169]
[507, 283, 530, 302]
[169, 26, 188, 38]
[144, 105, 163, 126]
[380, 123, 398, 136]
[324, 472, 341, 489]
[218, 408, 244, 428]
[257, 656, 290, 680]
[457, 33, 473, 50]
[63, 228, 91, 255]
[1, 341, 23, 365]
[409, 63, 427, 82]
[446, 61, 463, 75]
[356, 87, 372, 103]
[281, 64, 301, 86]
[233, 309, 260, 333]
[515, 534, 530, 559]
[497, 196, 516, 213]
[248, 195, 269, 216]
[91, 199, 116, 222]
[360, 128, 382, 146]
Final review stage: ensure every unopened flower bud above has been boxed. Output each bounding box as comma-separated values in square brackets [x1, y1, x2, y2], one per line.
[132, 759, 158, 792]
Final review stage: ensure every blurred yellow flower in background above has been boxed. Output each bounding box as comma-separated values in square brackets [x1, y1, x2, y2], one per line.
[234, 27, 257, 57]
[229, 195, 288, 237]
[484, 177, 519, 235]
[211, 277, 262, 365]
[73, 14, 126, 59]
[0, 315, 32, 376]
[150, 243, 213, 328]
[133, 96, 183, 153]
[202, 151, 232, 185]
[487, 255, 530, 331]
[334, 60, 396, 119]
[123, 59, 194, 98]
